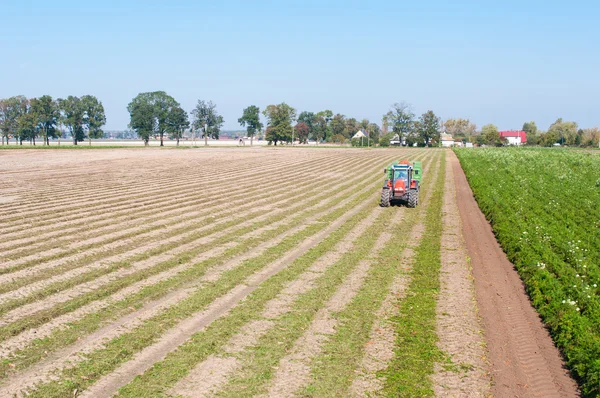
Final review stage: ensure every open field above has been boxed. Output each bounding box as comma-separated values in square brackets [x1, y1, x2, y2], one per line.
[0, 147, 580, 397]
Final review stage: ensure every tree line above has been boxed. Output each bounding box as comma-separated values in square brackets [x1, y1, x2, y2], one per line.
[449, 120, 600, 147]
[3, 93, 598, 148]
[0, 95, 105, 145]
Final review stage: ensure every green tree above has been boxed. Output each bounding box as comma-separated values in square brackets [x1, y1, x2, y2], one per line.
[81, 95, 106, 146]
[16, 100, 39, 145]
[263, 103, 296, 145]
[522, 121, 537, 135]
[238, 105, 263, 146]
[0, 97, 26, 145]
[343, 117, 359, 139]
[127, 99, 155, 146]
[166, 106, 190, 146]
[191, 100, 224, 146]
[443, 118, 477, 142]
[127, 91, 179, 146]
[58, 96, 86, 145]
[379, 132, 394, 147]
[482, 124, 503, 146]
[330, 114, 346, 138]
[314, 109, 333, 142]
[298, 111, 316, 140]
[387, 102, 415, 145]
[367, 122, 381, 144]
[548, 118, 578, 146]
[417, 110, 441, 146]
[30, 95, 60, 145]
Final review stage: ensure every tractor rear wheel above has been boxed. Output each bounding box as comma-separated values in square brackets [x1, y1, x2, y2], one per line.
[407, 189, 418, 208]
[380, 189, 391, 207]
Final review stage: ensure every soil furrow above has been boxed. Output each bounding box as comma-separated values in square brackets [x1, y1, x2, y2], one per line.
[263, 209, 407, 398]
[0, 157, 381, 325]
[72, 185, 375, 398]
[0, 165, 385, 359]
[432, 152, 491, 397]
[169, 206, 385, 398]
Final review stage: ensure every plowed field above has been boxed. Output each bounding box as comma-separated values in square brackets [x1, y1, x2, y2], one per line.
[0, 147, 577, 397]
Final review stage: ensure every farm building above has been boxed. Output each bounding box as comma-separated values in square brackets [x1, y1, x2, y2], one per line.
[441, 134, 455, 147]
[352, 130, 367, 139]
[499, 130, 527, 145]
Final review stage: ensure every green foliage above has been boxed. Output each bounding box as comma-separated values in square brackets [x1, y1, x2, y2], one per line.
[30, 95, 60, 145]
[330, 133, 347, 144]
[379, 132, 394, 147]
[443, 118, 477, 140]
[191, 100, 224, 145]
[297, 111, 317, 140]
[81, 95, 106, 145]
[263, 103, 296, 145]
[481, 123, 504, 146]
[166, 106, 190, 146]
[417, 110, 441, 146]
[58, 96, 86, 145]
[387, 102, 415, 142]
[455, 148, 600, 396]
[314, 110, 333, 142]
[127, 91, 180, 146]
[523, 121, 538, 136]
[238, 105, 262, 144]
[350, 137, 368, 147]
[549, 118, 578, 146]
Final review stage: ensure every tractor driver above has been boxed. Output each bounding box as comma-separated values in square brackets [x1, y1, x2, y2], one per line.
[394, 169, 407, 180]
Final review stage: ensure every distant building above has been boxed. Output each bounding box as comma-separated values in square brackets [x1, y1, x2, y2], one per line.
[500, 130, 527, 145]
[352, 130, 367, 139]
[441, 134, 454, 147]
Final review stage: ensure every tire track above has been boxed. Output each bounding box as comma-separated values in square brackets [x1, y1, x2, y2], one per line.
[451, 151, 579, 398]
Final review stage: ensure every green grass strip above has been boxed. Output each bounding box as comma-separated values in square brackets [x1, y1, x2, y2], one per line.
[23, 181, 381, 397]
[380, 150, 446, 397]
[300, 152, 443, 397]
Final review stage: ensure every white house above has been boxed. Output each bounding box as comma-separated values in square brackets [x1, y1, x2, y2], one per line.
[499, 131, 527, 145]
[441, 134, 455, 147]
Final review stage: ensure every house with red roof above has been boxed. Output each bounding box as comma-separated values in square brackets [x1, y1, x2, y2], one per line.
[499, 130, 527, 145]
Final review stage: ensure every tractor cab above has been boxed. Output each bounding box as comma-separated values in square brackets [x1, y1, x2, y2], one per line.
[380, 160, 420, 208]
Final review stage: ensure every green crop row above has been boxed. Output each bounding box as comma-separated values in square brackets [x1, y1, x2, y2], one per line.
[454, 148, 600, 396]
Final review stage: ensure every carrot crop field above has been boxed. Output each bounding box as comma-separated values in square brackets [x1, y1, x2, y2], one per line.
[455, 148, 600, 396]
[0, 147, 493, 397]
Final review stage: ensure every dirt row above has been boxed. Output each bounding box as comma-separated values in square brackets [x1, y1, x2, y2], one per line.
[0, 148, 433, 397]
[0, 147, 580, 397]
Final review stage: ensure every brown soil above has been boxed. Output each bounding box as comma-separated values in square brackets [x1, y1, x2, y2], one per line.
[265, 208, 407, 397]
[452, 151, 579, 398]
[77, 189, 375, 398]
[432, 154, 490, 397]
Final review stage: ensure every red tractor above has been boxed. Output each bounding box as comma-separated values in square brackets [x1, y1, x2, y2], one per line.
[380, 160, 421, 208]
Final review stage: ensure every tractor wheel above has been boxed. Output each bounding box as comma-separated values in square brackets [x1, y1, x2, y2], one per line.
[408, 189, 418, 208]
[380, 189, 391, 207]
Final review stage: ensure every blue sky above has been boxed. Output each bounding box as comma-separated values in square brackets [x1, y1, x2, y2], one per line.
[1, 0, 598, 131]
